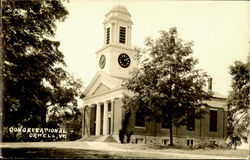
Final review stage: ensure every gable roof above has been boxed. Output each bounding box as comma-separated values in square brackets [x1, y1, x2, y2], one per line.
[92, 83, 111, 95]
[83, 71, 126, 96]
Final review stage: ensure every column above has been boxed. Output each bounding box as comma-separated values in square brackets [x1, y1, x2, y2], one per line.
[111, 99, 115, 134]
[126, 26, 128, 45]
[104, 27, 106, 45]
[128, 26, 131, 46]
[115, 23, 118, 44]
[112, 23, 115, 43]
[82, 106, 86, 137]
[95, 103, 101, 136]
[103, 101, 108, 135]
[84, 106, 89, 136]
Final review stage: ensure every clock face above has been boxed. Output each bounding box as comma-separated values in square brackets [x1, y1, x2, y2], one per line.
[99, 55, 106, 69]
[118, 53, 130, 68]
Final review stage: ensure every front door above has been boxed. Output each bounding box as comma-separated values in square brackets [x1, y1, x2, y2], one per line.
[108, 118, 111, 134]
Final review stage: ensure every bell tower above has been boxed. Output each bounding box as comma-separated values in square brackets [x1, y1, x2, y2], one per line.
[103, 5, 132, 47]
[96, 5, 137, 78]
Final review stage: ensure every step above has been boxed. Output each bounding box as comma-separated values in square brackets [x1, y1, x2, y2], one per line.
[80, 135, 117, 142]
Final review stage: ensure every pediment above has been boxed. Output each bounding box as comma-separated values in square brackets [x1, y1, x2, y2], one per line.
[84, 71, 125, 96]
[92, 83, 111, 95]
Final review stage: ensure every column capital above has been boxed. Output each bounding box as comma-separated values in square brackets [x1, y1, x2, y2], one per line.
[111, 97, 119, 102]
[97, 102, 103, 106]
[104, 100, 111, 103]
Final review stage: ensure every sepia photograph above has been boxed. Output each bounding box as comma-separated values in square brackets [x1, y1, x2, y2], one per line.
[1, 0, 249, 159]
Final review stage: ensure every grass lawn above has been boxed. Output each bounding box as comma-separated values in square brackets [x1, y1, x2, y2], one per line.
[1, 147, 206, 159]
[109, 143, 249, 158]
[1, 141, 249, 159]
[2, 148, 126, 159]
[1, 146, 249, 159]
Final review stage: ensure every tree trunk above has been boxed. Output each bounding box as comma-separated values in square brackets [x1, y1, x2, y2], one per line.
[41, 107, 47, 128]
[154, 120, 157, 143]
[127, 135, 130, 143]
[170, 119, 174, 146]
[169, 115, 173, 146]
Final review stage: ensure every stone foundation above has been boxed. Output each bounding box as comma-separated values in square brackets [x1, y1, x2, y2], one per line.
[127, 135, 227, 147]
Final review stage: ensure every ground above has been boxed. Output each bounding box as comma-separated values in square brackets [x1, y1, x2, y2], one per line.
[0, 141, 249, 159]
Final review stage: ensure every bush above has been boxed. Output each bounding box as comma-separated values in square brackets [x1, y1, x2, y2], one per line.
[126, 131, 133, 143]
[194, 142, 226, 150]
[119, 129, 125, 143]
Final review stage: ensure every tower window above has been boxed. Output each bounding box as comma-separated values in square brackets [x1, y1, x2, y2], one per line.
[119, 26, 126, 44]
[106, 27, 110, 44]
[210, 110, 217, 132]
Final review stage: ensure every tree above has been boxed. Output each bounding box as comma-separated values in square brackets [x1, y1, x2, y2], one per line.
[122, 27, 212, 146]
[119, 107, 135, 143]
[48, 106, 82, 141]
[227, 60, 249, 149]
[1, 0, 83, 135]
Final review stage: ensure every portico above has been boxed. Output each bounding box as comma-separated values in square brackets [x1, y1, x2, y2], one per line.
[83, 99, 115, 136]
[81, 71, 133, 137]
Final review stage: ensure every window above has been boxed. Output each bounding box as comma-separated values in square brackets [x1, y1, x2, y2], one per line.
[187, 139, 194, 146]
[106, 27, 110, 44]
[187, 109, 195, 131]
[108, 102, 111, 112]
[162, 139, 169, 145]
[210, 110, 217, 132]
[119, 26, 126, 44]
[135, 111, 145, 127]
[135, 138, 144, 144]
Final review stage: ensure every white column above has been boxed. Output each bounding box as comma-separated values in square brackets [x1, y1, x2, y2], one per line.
[84, 106, 89, 136]
[128, 26, 131, 46]
[111, 99, 115, 134]
[104, 27, 106, 45]
[126, 26, 128, 45]
[95, 103, 101, 136]
[115, 23, 118, 44]
[111, 23, 115, 43]
[82, 106, 86, 137]
[103, 101, 109, 135]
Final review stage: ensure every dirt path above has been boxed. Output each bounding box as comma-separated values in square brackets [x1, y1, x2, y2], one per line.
[0, 141, 247, 159]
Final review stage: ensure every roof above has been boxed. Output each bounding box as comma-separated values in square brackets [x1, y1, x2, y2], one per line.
[104, 4, 132, 24]
[83, 71, 125, 96]
[203, 88, 227, 99]
[111, 4, 129, 13]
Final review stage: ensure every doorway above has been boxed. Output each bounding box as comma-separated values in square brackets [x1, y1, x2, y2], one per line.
[108, 118, 111, 134]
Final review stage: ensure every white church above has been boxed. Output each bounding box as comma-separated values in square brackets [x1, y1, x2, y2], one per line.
[80, 5, 227, 146]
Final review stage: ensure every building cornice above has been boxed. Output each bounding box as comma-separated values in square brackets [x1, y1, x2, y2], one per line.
[95, 44, 135, 55]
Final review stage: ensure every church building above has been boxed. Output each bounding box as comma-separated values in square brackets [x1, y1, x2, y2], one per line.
[80, 5, 227, 147]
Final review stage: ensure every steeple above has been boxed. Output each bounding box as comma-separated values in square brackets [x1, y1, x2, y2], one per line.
[95, 5, 137, 79]
[103, 5, 133, 47]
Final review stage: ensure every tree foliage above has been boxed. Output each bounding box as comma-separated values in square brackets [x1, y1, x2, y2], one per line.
[122, 27, 212, 145]
[227, 60, 249, 149]
[1, 0, 83, 134]
[48, 105, 82, 141]
[119, 108, 135, 143]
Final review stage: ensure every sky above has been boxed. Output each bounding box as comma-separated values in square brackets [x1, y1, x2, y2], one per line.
[55, 0, 250, 96]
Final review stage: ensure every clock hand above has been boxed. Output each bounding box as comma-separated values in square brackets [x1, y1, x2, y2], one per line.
[124, 58, 130, 62]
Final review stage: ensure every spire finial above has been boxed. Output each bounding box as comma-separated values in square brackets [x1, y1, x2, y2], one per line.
[113, 0, 120, 7]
